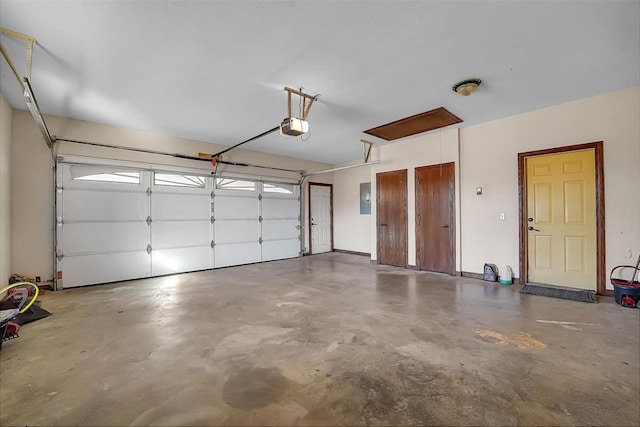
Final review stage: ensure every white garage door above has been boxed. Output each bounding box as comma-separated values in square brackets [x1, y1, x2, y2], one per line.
[150, 172, 213, 276]
[214, 177, 262, 268]
[57, 163, 151, 287]
[261, 181, 301, 261]
[56, 160, 301, 288]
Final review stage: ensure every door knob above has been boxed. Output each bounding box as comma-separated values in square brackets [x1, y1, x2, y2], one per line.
[441, 225, 449, 228]
[528, 226, 540, 232]
[379, 223, 388, 227]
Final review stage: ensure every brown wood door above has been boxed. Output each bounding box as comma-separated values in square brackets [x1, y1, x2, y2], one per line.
[376, 169, 407, 267]
[415, 162, 455, 274]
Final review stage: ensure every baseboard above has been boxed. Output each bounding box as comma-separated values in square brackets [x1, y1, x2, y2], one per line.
[461, 271, 520, 284]
[332, 249, 371, 257]
[461, 271, 484, 280]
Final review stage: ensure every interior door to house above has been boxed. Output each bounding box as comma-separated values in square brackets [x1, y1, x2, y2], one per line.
[526, 149, 596, 290]
[415, 163, 455, 274]
[310, 184, 332, 254]
[376, 169, 407, 267]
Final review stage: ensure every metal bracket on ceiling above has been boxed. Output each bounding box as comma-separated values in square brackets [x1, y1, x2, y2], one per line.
[1, 28, 54, 148]
[284, 87, 319, 121]
[361, 139, 374, 163]
[0, 27, 37, 85]
[24, 77, 54, 148]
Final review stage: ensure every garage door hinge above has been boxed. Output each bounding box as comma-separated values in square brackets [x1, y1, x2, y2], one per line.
[147, 244, 152, 254]
[146, 187, 152, 196]
[259, 216, 263, 222]
[211, 240, 215, 248]
[56, 251, 64, 261]
[258, 237, 263, 244]
[211, 216, 215, 223]
[56, 217, 63, 227]
[210, 191, 215, 199]
[258, 194, 263, 200]
[146, 216, 152, 225]
[295, 224, 301, 230]
[56, 184, 63, 192]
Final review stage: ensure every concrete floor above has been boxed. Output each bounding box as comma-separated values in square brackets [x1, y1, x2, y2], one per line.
[1, 253, 638, 426]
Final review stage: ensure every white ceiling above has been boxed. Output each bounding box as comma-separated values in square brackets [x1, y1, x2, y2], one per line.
[1, 1, 638, 164]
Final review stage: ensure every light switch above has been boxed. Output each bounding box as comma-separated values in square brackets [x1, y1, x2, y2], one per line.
[499, 212, 506, 220]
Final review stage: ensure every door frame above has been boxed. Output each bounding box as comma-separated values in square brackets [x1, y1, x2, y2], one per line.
[308, 182, 333, 255]
[517, 141, 605, 294]
[415, 162, 456, 275]
[376, 169, 408, 268]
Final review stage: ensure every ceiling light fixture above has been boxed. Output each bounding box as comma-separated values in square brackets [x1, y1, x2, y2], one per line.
[452, 78, 482, 96]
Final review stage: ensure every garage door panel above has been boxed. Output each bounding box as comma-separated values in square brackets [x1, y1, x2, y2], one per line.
[62, 252, 150, 288]
[63, 190, 148, 221]
[262, 198, 299, 218]
[215, 197, 259, 219]
[215, 220, 260, 244]
[152, 221, 211, 248]
[262, 219, 300, 240]
[215, 242, 261, 267]
[62, 222, 148, 254]
[152, 193, 211, 221]
[58, 160, 303, 288]
[262, 240, 299, 261]
[152, 247, 211, 275]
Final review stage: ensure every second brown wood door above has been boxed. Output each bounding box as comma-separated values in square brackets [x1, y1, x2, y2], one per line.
[376, 169, 407, 267]
[415, 163, 455, 274]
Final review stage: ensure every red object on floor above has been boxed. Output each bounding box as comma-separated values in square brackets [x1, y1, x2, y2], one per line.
[621, 296, 637, 308]
[5, 321, 20, 336]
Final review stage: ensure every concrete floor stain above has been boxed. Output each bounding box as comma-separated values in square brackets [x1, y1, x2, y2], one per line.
[222, 367, 288, 410]
[474, 329, 547, 349]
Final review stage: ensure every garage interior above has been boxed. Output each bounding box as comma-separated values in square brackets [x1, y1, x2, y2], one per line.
[1, 1, 639, 426]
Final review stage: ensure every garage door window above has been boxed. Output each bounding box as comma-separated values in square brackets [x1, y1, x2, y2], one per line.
[154, 173, 206, 188]
[70, 165, 140, 184]
[263, 182, 296, 195]
[216, 178, 256, 192]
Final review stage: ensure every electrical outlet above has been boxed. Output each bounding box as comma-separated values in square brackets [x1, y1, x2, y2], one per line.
[35, 276, 41, 283]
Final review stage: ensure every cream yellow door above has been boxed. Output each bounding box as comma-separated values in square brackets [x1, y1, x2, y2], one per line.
[526, 149, 596, 290]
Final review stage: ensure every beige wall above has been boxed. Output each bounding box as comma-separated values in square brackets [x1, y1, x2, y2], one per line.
[11, 110, 332, 281]
[332, 129, 461, 267]
[460, 86, 640, 289]
[332, 86, 640, 290]
[10, 86, 640, 288]
[333, 160, 373, 254]
[0, 92, 12, 284]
